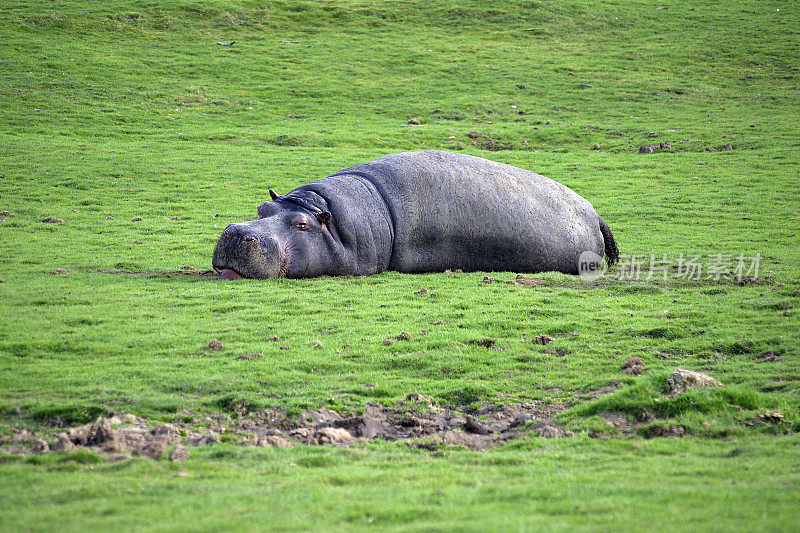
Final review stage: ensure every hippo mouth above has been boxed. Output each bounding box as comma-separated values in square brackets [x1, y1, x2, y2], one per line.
[212, 247, 290, 280]
[212, 222, 291, 279]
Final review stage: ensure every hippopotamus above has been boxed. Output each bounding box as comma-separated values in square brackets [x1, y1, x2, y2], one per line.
[212, 151, 618, 279]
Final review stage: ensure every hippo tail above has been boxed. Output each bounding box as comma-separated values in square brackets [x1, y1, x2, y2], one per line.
[598, 216, 619, 267]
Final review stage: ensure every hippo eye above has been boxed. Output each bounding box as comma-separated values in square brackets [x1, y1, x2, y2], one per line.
[293, 221, 309, 230]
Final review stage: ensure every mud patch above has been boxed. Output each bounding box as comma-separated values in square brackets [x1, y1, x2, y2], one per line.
[1, 397, 579, 456]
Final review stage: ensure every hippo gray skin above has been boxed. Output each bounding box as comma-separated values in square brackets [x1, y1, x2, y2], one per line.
[212, 151, 618, 279]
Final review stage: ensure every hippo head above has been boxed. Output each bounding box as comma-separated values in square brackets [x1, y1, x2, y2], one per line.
[212, 190, 336, 279]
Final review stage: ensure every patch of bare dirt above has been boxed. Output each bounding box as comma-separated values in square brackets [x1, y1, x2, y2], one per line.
[506, 274, 546, 287]
[732, 275, 772, 286]
[621, 357, 645, 375]
[101, 269, 218, 277]
[523, 334, 555, 345]
[0, 396, 582, 456]
[468, 338, 496, 348]
[641, 424, 686, 438]
[639, 141, 672, 154]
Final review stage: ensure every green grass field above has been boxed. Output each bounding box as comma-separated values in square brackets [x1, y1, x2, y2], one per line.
[1, 0, 799, 530]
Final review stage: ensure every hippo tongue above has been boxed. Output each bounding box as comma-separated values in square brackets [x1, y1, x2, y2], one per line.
[219, 268, 244, 280]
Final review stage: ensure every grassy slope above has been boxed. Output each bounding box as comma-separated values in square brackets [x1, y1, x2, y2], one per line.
[0, 0, 799, 529]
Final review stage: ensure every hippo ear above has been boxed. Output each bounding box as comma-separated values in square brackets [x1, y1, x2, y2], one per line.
[269, 189, 280, 201]
[316, 211, 331, 227]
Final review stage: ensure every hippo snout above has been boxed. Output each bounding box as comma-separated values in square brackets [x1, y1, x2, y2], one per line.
[212, 223, 286, 279]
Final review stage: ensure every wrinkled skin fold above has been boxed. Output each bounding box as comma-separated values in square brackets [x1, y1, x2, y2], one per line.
[212, 151, 618, 279]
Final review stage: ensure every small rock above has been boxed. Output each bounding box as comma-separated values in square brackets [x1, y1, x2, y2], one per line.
[170, 216, 182, 220]
[649, 132, 659, 138]
[482, 276, 496, 284]
[621, 357, 644, 375]
[208, 339, 224, 350]
[382, 338, 396, 346]
[1, 211, 14, 217]
[466, 131, 487, 139]
[723, 143, 733, 151]
[289, 428, 311, 440]
[313, 340, 323, 349]
[407, 118, 421, 125]
[173, 470, 189, 477]
[105, 216, 114, 220]
[434, 320, 446, 325]
[237, 353, 262, 360]
[532, 334, 555, 345]
[414, 288, 428, 295]
[106, 453, 131, 463]
[179, 265, 196, 271]
[49, 269, 69, 275]
[31, 438, 50, 454]
[396, 332, 411, 341]
[316, 427, 354, 445]
[592, 143, 601, 150]
[706, 147, 717, 152]
[667, 369, 722, 395]
[419, 329, 430, 335]
[266, 335, 280, 342]
[279, 345, 292, 350]
[42, 217, 64, 223]
[443, 269, 453, 274]
[516, 84, 526, 89]
[131, 216, 143, 222]
[168, 445, 189, 462]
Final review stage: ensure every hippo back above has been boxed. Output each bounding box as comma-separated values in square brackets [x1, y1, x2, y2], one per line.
[326, 151, 604, 274]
